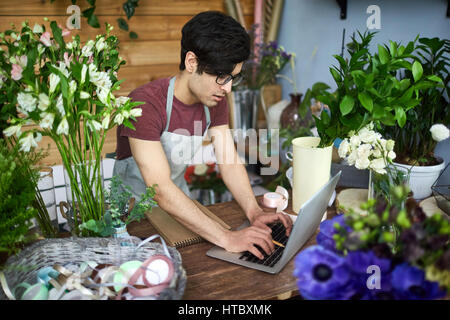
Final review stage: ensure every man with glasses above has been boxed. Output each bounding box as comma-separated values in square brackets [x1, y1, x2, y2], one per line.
[113, 11, 292, 259]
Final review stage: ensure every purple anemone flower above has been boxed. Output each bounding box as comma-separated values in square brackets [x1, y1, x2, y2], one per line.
[316, 214, 350, 252]
[293, 245, 352, 299]
[391, 263, 446, 300]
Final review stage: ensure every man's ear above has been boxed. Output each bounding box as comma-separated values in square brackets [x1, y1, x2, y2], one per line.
[184, 51, 198, 73]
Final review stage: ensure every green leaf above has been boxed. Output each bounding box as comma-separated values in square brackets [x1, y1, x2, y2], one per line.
[412, 60, 423, 82]
[117, 18, 129, 31]
[129, 31, 138, 39]
[394, 106, 407, 127]
[339, 95, 355, 116]
[330, 67, 341, 84]
[426, 75, 443, 83]
[50, 21, 64, 49]
[358, 92, 373, 112]
[378, 44, 389, 64]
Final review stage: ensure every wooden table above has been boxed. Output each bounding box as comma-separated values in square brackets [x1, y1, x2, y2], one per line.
[127, 195, 337, 300]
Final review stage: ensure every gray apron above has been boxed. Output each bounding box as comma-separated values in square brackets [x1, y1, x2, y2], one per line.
[113, 76, 211, 202]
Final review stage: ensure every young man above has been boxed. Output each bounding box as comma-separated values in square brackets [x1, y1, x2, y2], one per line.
[113, 11, 292, 259]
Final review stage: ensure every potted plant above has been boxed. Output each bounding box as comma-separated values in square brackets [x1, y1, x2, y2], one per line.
[79, 175, 157, 238]
[294, 183, 449, 300]
[380, 37, 450, 199]
[1, 20, 144, 236]
[295, 31, 440, 201]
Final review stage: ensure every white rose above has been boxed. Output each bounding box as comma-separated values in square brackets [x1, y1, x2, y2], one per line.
[49, 73, 60, 94]
[56, 117, 69, 135]
[39, 112, 55, 129]
[355, 157, 370, 170]
[430, 124, 450, 142]
[386, 139, 395, 152]
[338, 139, 350, 158]
[387, 150, 396, 161]
[194, 164, 208, 176]
[357, 143, 372, 160]
[349, 135, 361, 148]
[347, 150, 358, 166]
[17, 92, 37, 114]
[370, 158, 387, 175]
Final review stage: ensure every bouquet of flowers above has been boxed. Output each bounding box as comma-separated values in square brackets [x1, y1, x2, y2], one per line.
[338, 122, 407, 201]
[1, 20, 144, 235]
[184, 163, 227, 195]
[294, 185, 449, 300]
[240, 38, 294, 90]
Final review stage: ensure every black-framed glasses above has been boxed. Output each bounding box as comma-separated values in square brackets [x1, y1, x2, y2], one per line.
[215, 72, 243, 87]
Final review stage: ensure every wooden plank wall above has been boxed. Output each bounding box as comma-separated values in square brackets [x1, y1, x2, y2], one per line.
[0, 0, 254, 165]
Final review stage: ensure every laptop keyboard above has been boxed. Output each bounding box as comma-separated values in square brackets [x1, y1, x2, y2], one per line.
[238, 222, 288, 268]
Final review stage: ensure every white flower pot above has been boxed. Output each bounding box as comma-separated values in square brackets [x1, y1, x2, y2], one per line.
[393, 158, 445, 200]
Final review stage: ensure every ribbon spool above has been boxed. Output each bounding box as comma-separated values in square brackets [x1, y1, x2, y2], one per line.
[262, 186, 289, 211]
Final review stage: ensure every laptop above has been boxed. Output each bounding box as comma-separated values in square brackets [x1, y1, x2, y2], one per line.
[206, 171, 342, 274]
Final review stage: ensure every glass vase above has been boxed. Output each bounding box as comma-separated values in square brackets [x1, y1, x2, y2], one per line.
[63, 158, 105, 235]
[34, 166, 59, 237]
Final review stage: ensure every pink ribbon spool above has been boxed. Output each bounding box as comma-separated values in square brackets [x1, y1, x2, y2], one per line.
[262, 186, 289, 211]
[116, 255, 174, 300]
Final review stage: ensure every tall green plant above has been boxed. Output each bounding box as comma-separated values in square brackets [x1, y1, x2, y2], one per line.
[0, 141, 41, 255]
[302, 31, 440, 148]
[380, 37, 449, 165]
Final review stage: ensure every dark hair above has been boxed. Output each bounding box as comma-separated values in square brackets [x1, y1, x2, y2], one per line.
[179, 11, 250, 75]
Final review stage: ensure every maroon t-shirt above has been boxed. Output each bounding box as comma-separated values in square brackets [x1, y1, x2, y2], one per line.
[116, 77, 229, 160]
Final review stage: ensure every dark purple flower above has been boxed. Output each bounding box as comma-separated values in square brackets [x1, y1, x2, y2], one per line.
[345, 250, 391, 274]
[293, 245, 352, 299]
[316, 214, 350, 252]
[391, 263, 446, 300]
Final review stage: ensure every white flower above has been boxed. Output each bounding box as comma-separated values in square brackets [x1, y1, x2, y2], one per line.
[38, 93, 50, 111]
[355, 157, 370, 170]
[114, 113, 124, 125]
[37, 44, 45, 55]
[101, 114, 110, 129]
[87, 119, 102, 132]
[387, 150, 396, 161]
[81, 64, 87, 84]
[130, 108, 142, 118]
[49, 73, 60, 94]
[91, 71, 112, 90]
[370, 158, 387, 175]
[357, 143, 372, 160]
[17, 92, 37, 114]
[95, 37, 106, 52]
[115, 96, 130, 107]
[81, 40, 94, 57]
[3, 124, 22, 138]
[80, 91, 90, 99]
[39, 112, 55, 129]
[33, 23, 43, 34]
[69, 80, 77, 96]
[385, 139, 395, 152]
[97, 88, 110, 105]
[349, 135, 361, 148]
[19, 132, 39, 152]
[54, 61, 70, 78]
[56, 117, 69, 135]
[338, 139, 350, 158]
[56, 94, 65, 116]
[358, 126, 380, 144]
[66, 41, 76, 50]
[346, 150, 358, 166]
[430, 124, 450, 142]
[16, 55, 27, 68]
[194, 164, 208, 175]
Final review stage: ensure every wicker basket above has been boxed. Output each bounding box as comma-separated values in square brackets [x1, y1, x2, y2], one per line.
[0, 236, 186, 300]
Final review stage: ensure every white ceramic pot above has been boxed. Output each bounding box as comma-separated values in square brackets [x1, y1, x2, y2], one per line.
[393, 158, 446, 200]
[290, 137, 332, 213]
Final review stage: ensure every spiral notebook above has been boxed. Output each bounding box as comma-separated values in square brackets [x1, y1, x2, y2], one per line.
[145, 200, 231, 248]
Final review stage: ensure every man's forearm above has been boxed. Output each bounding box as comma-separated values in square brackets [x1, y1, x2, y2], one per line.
[154, 181, 231, 248]
[218, 162, 261, 220]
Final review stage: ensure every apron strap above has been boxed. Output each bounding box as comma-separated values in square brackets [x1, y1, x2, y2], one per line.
[164, 77, 176, 132]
